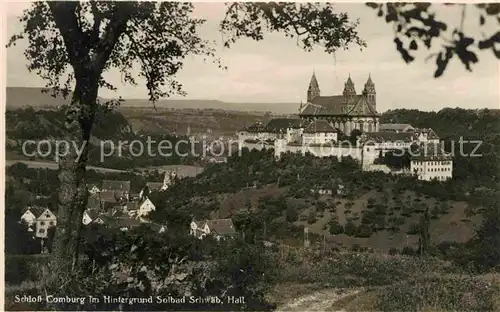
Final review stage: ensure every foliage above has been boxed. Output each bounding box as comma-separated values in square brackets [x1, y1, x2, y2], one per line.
[285, 206, 298, 223]
[366, 3, 500, 77]
[381, 108, 500, 187]
[329, 220, 344, 235]
[38, 228, 277, 311]
[307, 210, 317, 224]
[376, 275, 499, 311]
[5, 255, 49, 285]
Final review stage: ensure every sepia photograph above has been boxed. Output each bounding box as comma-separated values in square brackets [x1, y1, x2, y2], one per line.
[3, 1, 500, 311]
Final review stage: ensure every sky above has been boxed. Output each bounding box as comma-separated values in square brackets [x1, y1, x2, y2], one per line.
[5, 2, 500, 112]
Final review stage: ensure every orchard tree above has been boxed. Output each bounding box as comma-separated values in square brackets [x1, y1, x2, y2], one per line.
[366, 3, 500, 77]
[7, 2, 364, 275]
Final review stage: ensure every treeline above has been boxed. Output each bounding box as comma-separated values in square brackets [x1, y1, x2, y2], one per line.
[6, 106, 136, 141]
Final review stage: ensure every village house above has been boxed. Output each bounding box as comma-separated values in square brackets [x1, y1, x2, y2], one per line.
[82, 209, 100, 225]
[20, 206, 57, 238]
[137, 197, 156, 217]
[90, 212, 166, 233]
[100, 180, 131, 204]
[190, 218, 237, 241]
[88, 184, 100, 195]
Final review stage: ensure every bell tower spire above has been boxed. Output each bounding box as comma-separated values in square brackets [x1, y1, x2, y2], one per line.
[363, 74, 376, 110]
[307, 71, 320, 102]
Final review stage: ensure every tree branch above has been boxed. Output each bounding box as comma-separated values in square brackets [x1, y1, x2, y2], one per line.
[92, 3, 135, 74]
[47, 2, 87, 72]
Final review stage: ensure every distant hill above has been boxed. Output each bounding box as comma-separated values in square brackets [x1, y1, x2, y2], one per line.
[6, 87, 299, 114]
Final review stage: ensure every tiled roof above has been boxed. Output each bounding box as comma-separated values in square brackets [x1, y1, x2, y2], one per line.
[410, 143, 452, 161]
[102, 180, 130, 193]
[303, 120, 337, 133]
[379, 124, 414, 132]
[309, 72, 319, 89]
[364, 131, 416, 143]
[195, 220, 206, 228]
[114, 217, 142, 228]
[206, 218, 236, 235]
[304, 95, 344, 115]
[242, 122, 266, 133]
[85, 209, 100, 220]
[27, 206, 47, 218]
[265, 118, 304, 132]
[346, 96, 379, 116]
[87, 195, 101, 210]
[99, 191, 120, 203]
[146, 182, 164, 191]
[415, 128, 440, 140]
[300, 95, 378, 117]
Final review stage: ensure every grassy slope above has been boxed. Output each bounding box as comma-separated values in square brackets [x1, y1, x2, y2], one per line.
[119, 107, 273, 137]
[200, 184, 481, 252]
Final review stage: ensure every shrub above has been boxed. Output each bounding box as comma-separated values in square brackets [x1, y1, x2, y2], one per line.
[356, 224, 373, 238]
[307, 210, 317, 224]
[5, 255, 49, 285]
[388, 248, 399, 255]
[376, 276, 499, 312]
[329, 220, 344, 235]
[285, 207, 298, 223]
[344, 221, 357, 236]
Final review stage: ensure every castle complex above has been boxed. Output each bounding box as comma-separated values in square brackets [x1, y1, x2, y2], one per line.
[237, 72, 453, 182]
[299, 72, 380, 135]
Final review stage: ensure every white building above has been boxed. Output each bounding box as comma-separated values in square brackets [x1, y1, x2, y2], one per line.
[301, 119, 338, 145]
[20, 206, 57, 238]
[137, 198, 156, 217]
[237, 118, 306, 147]
[190, 218, 237, 241]
[410, 143, 453, 181]
[82, 209, 99, 225]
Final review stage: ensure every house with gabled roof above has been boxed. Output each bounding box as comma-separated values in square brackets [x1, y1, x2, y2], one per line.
[414, 128, 440, 144]
[20, 206, 57, 238]
[82, 209, 100, 225]
[190, 218, 237, 241]
[137, 197, 156, 217]
[237, 118, 307, 147]
[302, 119, 338, 145]
[100, 180, 130, 203]
[88, 184, 100, 195]
[379, 123, 415, 133]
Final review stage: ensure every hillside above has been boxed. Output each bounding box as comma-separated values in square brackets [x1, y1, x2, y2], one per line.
[120, 107, 273, 136]
[149, 149, 493, 253]
[186, 181, 481, 252]
[6, 86, 299, 114]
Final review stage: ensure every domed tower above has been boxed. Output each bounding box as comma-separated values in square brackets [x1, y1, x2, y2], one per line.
[307, 71, 320, 102]
[363, 74, 376, 110]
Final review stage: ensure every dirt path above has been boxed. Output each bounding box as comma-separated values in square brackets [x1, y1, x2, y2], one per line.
[275, 288, 362, 312]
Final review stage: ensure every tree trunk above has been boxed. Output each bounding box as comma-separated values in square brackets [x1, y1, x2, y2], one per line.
[50, 79, 98, 276]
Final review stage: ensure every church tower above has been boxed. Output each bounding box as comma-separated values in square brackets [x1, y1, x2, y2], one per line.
[307, 71, 320, 102]
[342, 75, 356, 112]
[363, 74, 376, 110]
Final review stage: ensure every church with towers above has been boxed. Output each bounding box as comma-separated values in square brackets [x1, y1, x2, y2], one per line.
[298, 72, 380, 136]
